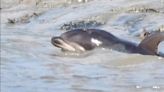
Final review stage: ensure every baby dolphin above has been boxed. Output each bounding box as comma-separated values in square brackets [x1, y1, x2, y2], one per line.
[51, 29, 164, 57]
[138, 31, 164, 56]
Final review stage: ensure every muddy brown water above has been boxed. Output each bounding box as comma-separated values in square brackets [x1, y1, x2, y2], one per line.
[1, 0, 164, 92]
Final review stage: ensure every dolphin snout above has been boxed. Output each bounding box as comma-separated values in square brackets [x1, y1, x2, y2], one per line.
[51, 37, 76, 51]
[51, 37, 62, 47]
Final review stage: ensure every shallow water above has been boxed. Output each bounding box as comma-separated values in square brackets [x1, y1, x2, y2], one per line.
[1, 0, 164, 92]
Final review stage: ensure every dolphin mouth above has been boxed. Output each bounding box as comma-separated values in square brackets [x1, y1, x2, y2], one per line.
[51, 37, 76, 51]
[51, 37, 85, 52]
[51, 37, 63, 47]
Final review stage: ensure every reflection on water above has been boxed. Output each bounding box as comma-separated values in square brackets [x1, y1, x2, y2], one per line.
[1, 0, 164, 92]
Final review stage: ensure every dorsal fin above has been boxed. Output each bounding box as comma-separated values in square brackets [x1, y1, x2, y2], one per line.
[138, 32, 164, 55]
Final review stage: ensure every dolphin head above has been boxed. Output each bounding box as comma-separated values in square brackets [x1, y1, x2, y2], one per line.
[138, 31, 164, 56]
[51, 29, 98, 52]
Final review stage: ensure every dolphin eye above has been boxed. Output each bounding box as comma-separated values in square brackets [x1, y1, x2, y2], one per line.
[143, 32, 150, 37]
[144, 32, 148, 36]
[144, 33, 147, 36]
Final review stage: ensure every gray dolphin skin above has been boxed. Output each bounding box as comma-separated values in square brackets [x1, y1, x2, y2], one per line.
[51, 29, 164, 57]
